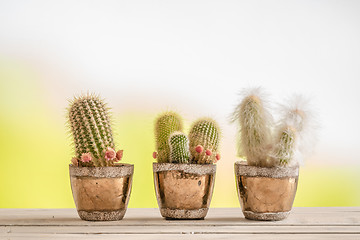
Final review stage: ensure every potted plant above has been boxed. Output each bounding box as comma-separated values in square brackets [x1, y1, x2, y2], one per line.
[67, 94, 134, 221]
[232, 88, 316, 221]
[152, 112, 221, 219]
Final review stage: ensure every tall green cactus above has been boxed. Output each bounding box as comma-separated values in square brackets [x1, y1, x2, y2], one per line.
[232, 91, 272, 167]
[169, 132, 190, 163]
[189, 118, 220, 164]
[68, 94, 116, 167]
[154, 111, 183, 163]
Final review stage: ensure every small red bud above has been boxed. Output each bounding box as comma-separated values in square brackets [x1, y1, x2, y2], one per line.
[205, 149, 212, 156]
[104, 147, 116, 161]
[153, 151, 158, 159]
[116, 150, 124, 161]
[216, 153, 221, 161]
[195, 145, 204, 153]
[81, 153, 92, 163]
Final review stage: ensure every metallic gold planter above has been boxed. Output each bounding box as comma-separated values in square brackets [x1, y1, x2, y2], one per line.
[153, 163, 216, 220]
[235, 161, 299, 221]
[69, 164, 133, 221]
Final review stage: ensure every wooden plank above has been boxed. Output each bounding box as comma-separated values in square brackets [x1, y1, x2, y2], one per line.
[0, 208, 359, 226]
[0, 208, 359, 239]
[2, 225, 360, 234]
[1, 233, 360, 240]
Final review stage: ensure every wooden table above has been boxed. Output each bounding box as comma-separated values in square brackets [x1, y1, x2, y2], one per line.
[1, 208, 359, 239]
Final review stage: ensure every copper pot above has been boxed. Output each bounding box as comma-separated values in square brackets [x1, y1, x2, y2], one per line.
[153, 163, 216, 220]
[69, 164, 133, 221]
[235, 161, 299, 221]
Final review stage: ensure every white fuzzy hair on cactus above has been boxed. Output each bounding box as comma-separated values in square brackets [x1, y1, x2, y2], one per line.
[232, 88, 317, 168]
[273, 95, 318, 166]
[231, 87, 274, 167]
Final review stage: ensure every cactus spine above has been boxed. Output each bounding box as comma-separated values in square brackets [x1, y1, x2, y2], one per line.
[169, 132, 190, 163]
[154, 111, 183, 163]
[68, 94, 116, 167]
[189, 118, 220, 164]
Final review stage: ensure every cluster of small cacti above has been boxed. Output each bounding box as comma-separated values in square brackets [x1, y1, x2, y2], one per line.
[232, 88, 315, 167]
[68, 94, 123, 167]
[153, 112, 221, 164]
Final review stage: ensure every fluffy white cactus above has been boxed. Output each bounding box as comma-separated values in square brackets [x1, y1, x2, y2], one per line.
[233, 89, 317, 168]
[231, 88, 274, 167]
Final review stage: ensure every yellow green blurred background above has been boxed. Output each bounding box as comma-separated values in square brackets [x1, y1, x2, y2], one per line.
[1, 1, 360, 208]
[1, 59, 359, 208]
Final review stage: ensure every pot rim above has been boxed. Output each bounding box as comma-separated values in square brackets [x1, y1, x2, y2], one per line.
[153, 162, 216, 175]
[69, 163, 134, 178]
[234, 161, 298, 178]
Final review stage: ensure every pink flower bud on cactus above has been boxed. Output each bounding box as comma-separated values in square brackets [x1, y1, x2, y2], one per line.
[105, 147, 116, 161]
[153, 151, 158, 159]
[205, 149, 212, 156]
[216, 153, 221, 161]
[195, 145, 204, 153]
[71, 157, 79, 166]
[116, 150, 124, 161]
[81, 153, 92, 163]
